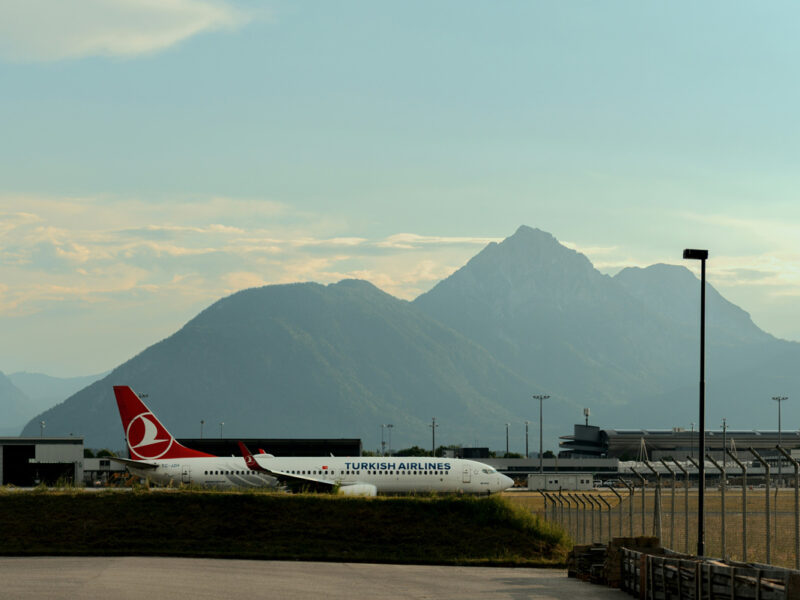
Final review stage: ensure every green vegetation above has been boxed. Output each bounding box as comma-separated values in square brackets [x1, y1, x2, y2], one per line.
[0, 490, 568, 566]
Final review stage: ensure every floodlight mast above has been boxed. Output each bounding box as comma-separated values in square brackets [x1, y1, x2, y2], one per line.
[533, 394, 550, 474]
[683, 247, 708, 557]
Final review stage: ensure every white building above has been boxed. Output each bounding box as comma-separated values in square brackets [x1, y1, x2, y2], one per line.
[527, 472, 594, 491]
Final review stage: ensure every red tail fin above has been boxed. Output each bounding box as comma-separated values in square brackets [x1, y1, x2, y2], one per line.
[113, 386, 214, 460]
[238, 441, 270, 473]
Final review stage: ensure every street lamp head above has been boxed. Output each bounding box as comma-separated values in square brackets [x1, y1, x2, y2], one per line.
[683, 249, 709, 260]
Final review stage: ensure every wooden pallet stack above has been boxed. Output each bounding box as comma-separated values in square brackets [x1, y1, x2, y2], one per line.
[605, 536, 661, 588]
[567, 543, 610, 583]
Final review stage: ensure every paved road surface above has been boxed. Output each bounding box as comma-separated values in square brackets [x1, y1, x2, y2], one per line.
[0, 557, 628, 599]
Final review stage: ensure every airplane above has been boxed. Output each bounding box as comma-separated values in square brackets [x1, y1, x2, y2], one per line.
[112, 385, 514, 496]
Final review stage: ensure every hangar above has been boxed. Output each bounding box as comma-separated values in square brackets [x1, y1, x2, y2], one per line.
[0, 437, 83, 486]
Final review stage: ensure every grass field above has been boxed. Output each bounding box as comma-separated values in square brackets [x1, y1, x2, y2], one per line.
[0, 488, 569, 566]
[504, 488, 800, 568]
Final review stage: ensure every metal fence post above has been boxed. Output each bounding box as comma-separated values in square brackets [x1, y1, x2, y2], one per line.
[567, 493, 579, 542]
[546, 493, 557, 524]
[590, 495, 603, 542]
[555, 493, 566, 529]
[631, 468, 646, 537]
[574, 494, 588, 544]
[551, 493, 560, 526]
[598, 494, 613, 543]
[618, 477, 634, 537]
[777, 445, 799, 570]
[587, 494, 597, 543]
[562, 493, 573, 540]
[672, 459, 690, 554]
[726, 449, 747, 562]
[645, 461, 663, 541]
[749, 447, 771, 564]
[707, 453, 726, 559]
[545, 492, 557, 523]
[660, 460, 676, 550]
[537, 490, 549, 525]
[608, 486, 624, 538]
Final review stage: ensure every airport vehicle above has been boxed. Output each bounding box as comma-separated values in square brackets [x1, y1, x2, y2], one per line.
[112, 385, 514, 496]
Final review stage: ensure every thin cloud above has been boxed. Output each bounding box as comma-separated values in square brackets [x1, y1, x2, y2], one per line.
[0, 0, 251, 62]
[377, 233, 500, 249]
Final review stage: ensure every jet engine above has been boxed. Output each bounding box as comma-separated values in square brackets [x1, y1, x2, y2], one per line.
[337, 484, 378, 497]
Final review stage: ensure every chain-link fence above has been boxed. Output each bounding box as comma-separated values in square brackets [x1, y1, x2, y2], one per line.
[515, 445, 800, 570]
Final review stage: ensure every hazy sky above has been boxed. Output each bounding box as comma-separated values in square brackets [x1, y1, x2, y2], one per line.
[1, 1, 799, 377]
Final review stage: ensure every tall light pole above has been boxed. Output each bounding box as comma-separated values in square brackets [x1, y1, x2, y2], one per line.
[683, 247, 708, 557]
[525, 420, 529, 458]
[200, 419, 204, 439]
[430, 417, 438, 456]
[219, 421, 224, 438]
[40, 420, 45, 438]
[721, 418, 727, 479]
[533, 394, 550, 474]
[774, 396, 788, 486]
[505, 423, 510, 457]
[381, 424, 394, 456]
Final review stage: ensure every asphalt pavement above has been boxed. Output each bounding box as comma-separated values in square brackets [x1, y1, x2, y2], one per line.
[0, 557, 629, 600]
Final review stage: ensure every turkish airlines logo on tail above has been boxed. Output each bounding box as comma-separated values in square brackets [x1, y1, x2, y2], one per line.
[126, 412, 173, 459]
[245, 454, 257, 469]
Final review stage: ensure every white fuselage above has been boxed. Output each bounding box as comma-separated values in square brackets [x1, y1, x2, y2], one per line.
[128, 456, 513, 494]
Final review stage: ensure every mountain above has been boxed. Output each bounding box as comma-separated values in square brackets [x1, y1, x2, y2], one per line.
[612, 263, 800, 425]
[8, 371, 107, 414]
[21, 280, 537, 450]
[414, 226, 800, 430]
[20, 225, 800, 450]
[613, 264, 774, 346]
[0, 371, 32, 435]
[413, 226, 683, 407]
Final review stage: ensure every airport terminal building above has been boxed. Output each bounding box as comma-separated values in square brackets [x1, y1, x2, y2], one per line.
[559, 423, 800, 460]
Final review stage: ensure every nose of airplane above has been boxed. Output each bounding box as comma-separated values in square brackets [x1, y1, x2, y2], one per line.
[499, 474, 514, 491]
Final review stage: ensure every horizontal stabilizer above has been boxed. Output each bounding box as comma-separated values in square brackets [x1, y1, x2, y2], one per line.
[109, 456, 159, 470]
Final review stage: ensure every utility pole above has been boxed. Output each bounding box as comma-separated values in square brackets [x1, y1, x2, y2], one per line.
[219, 422, 224, 438]
[200, 419, 204, 439]
[533, 394, 550, 474]
[430, 417, 438, 456]
[505, 423, 510, 457]
[525, 420, 529, 458]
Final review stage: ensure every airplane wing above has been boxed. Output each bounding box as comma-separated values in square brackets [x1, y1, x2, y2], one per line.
[237, 441, 336, 490]
[237, 442, 375, 494]
[108, 457, 159, 470]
